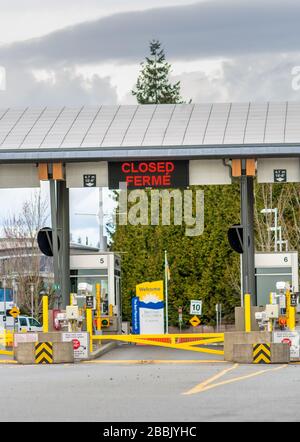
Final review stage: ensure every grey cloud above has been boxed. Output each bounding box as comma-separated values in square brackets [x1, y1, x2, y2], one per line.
[0, 67, 117, 106]
[0, 0, 299, 67]
[173, 53, 300, 103]
[221, 54, 300, 102]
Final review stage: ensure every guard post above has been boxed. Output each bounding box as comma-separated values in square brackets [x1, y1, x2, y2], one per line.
[244, 294, 251, 332]
[286, 289, 296, 331]
[42, 295, 48, 333]
[86, 308, 93, 354]
[95, 283, 101, 332]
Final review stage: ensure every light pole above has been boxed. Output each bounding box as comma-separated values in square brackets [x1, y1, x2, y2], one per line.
[30, 284, 34, 317]
[261, 208, 279, 251]
[14, 283, 18, 308]
[75, 188, 107, 250]
[11, 273, 18, 307]
[2, 278, 6, 330]
[12, 278, 16, 306]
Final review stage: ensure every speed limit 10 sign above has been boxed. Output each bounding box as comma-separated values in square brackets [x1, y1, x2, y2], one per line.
[190, 300, 202, 316]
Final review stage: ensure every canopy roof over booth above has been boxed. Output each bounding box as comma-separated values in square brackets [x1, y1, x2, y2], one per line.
[0, 102, 300, 162]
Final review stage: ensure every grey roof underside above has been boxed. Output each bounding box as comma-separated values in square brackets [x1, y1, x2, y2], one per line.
[0, 103, 300, 161]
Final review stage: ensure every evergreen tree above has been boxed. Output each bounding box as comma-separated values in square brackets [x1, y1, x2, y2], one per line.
[132, 40, 183, 104]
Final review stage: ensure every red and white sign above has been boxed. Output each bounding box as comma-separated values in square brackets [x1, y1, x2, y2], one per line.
[273, 331, 300, 359]
[282, 338, 292, 346]
[62, 332, 89, 359]
[72, 339, 80, 350]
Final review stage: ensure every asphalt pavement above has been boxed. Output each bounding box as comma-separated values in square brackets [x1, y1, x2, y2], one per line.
[0, 344, 300, 421]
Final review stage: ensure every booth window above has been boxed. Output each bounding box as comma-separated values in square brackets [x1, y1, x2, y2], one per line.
[70, 269, 108, 298]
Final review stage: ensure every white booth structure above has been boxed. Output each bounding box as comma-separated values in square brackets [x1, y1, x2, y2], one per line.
[254, 252, 299, 306]
[70, 252, 121, 332]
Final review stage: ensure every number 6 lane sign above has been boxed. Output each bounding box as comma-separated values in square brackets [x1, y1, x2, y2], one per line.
[190, 300, 202, 316]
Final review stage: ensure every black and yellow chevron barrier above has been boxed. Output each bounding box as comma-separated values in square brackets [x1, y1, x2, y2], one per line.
[253, 343, 271, 364]
[35, 342, 53, 364]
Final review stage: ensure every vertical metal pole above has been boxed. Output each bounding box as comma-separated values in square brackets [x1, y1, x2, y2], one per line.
[30, 284, 34, 317]
[15, 285, 18, 308]
[279, 227, 283, 252]
[241, 175, 249, 295]
[12, 279, 15, 306]
[57, 180, 70, 308]
[3, 278, 6, 330]
[164, 250, 169, 334]
[50, 179, 60, 309]
[247, 176, 256, 303]
[241, 172, 256, 305]
[274, 208, 278, 252]
[98, 187, 106, 251]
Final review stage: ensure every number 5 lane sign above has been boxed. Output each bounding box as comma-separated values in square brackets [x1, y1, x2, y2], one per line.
[190, 300, 202, 316]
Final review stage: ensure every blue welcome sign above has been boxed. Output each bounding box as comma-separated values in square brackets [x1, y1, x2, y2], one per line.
[131, 296, 140, 334]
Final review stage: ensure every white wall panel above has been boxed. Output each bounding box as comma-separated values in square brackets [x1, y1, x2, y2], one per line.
[189, 159, 231, 185]
[66, 162, 108, 188]
[257, 158, 300, 183]
[0, 164, 40, 188]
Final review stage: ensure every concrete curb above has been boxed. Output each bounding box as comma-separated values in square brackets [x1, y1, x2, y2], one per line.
[87, 342, 118, 360]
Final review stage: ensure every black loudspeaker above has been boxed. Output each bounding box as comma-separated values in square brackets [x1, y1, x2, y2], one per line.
[37, 227, 60, 257]
[227, 224, 243, 254]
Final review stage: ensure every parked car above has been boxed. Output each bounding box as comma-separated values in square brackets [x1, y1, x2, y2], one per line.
[17, 316, 43, 332]
[0, 314, 43, 332]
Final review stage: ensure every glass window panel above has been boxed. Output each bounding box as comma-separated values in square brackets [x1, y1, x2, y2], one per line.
[256, 267, 292, 275]
[256, 275, 293, 306]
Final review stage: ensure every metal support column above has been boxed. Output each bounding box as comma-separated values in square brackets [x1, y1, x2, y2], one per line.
[247, 175, 256, 302]
[240, 170, 257, 305]
[50, 179, 61, 308]
[57, 180, 70, 308]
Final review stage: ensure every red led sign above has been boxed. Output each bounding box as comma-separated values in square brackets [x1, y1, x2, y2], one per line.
[108, 161, 189, 189]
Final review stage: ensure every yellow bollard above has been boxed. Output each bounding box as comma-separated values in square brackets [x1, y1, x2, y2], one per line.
[86, 308, 93, 354]
[286, 289, 291, 329]
[95, 283, 101, 331]
[289, 305, 296, 331]
[286, 289, 296, 331]
[244, 294, 251, 332]
[42, 295, 48, 333]
[269, 293, 273, 332]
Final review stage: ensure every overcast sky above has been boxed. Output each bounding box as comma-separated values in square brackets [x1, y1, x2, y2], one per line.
[0, 0, 300, 245]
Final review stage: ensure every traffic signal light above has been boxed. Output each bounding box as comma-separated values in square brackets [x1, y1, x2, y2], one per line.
[101, 318, 110, 328]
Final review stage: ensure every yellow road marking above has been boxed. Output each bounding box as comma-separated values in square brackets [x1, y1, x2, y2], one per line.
[0, 359, 17, 364]
[0, 350, 14, 356]
[183, 363, 239, 395]
[184, 364, 287, 395]
[82, 359, 228, 365]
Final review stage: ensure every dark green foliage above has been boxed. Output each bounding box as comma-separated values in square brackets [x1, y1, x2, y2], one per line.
[132, 40, 183, 104]
[111, 185, 241, 325]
